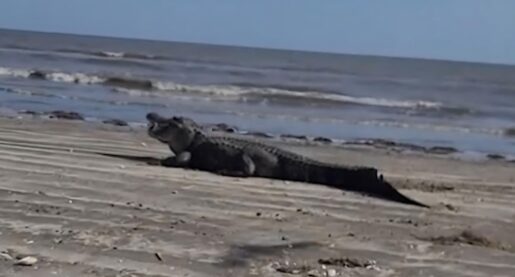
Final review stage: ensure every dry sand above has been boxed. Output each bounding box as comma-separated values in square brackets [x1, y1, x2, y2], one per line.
[0, 117, 514, 277]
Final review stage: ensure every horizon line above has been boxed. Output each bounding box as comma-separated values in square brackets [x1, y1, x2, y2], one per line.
[1, 27, 514, 67]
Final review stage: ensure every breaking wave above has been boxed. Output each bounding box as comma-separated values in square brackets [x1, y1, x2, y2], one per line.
[153, 81, 442, 109]
[46, 72, 104, 84]
[0, 67, 103, 84]
[0, 66, 446, 110]
[0, 45, 158, 61]
[1, 45, 157, 61]
[56, 48, 157, 60]
[0, 66, 31, 78]
[96, 51, 124, 58]
[94, 51, 156, 60]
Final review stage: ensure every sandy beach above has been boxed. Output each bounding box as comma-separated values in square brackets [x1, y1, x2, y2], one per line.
[0, 116, 514, 277]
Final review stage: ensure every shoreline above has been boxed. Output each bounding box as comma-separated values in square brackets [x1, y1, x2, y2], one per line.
[2, 109, 514, 164]
[0, 116, 514, 276]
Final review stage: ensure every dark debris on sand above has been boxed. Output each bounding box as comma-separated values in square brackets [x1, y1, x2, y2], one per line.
[422, 230, 512, 252]
[18, 110, 85, 120]
[203, 123, 238, 133]
[275, 264, 312, 274]
[102, 119, 129, 126]
[426, 146, 458, 155]
[487, 153, 505, 160]
[280, 134, 309, 141]
[395, 180, 455, 193]
[504, 127, 515, 137]
[244, 131, 274, 138]
[48, 111, 85, 120]
[343, 139, 461, 156]
[313, 136, 333, 143]
[318, 257, 375, 268]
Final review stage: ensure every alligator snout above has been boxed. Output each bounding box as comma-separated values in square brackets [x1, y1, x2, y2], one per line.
[146, 112, 161, 122]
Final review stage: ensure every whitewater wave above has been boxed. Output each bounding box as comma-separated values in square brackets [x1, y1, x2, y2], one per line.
[1, 45, 157, 61]
[94, 51, 156, 60]
[153, 81, 442, 109]
[2, 44, 158, 61]
[55, 48, 157, 60]
[97, 51, 124, 58]
[46, 72, 104, 84]
[0, 66, 31, 78]
[0, 67, 105, 84]
[0, 66, 445, 110]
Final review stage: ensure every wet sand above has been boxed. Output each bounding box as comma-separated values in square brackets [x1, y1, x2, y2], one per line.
[0, 117, 514, 277]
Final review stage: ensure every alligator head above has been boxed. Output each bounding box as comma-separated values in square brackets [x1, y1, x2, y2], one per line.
[146, 112, 197, 153]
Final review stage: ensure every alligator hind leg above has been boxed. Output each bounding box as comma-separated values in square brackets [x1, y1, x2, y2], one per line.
[244, 147, 278, 178]
[217, 153, 256, 177]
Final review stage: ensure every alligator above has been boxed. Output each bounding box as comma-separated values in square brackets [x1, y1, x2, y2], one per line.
[146, 112, 428, 208]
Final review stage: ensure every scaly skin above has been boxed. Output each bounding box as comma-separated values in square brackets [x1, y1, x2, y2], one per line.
[146, 112, 428, 208]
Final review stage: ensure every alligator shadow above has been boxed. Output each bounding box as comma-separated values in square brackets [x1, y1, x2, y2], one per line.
[97, 152, 161, 165]
[97, 153, 428, 208]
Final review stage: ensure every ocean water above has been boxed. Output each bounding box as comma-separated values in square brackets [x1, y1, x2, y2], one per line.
[1, 28, 514, 156]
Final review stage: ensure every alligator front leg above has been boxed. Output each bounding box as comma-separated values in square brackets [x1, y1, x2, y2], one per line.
[160, 151, 192, 168]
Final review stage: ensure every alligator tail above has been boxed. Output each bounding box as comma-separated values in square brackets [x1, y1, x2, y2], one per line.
[308, 165, 429, 208]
